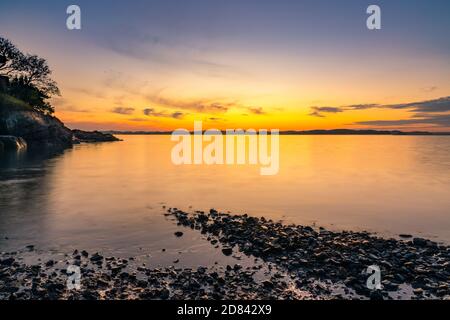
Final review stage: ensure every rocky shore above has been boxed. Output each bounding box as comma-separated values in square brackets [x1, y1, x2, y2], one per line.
[1, 208, 449, 300]
[1, 94, 120, 151]
[168, 209, 450, 299]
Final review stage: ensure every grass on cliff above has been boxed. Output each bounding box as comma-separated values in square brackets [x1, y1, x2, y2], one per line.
[0, 93, 33, 113]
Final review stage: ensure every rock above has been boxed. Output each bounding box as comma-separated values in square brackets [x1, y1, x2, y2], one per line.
[369, 290, 384, 300]
[0, 100, 73, 150]
[0, 135, 27, 151]
[413, 288, 423, 295]
[72, 129, 120, 143]
[413, 238, 428, 246]
[0, 257, 15, 266]
[399, 234, 412, 238]
[222, 247, 233, 256]
[262, 280, 274, 288]
[90, 253, 104, 262]
[45, 260, 55, 267]
[174, 231, 184, 237]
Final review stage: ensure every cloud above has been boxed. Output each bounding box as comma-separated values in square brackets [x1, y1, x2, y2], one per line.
[112, 107, 135, 115]
[143, 108, 185, 119]
[308, 96, 450, 129]
[309, 106, 343, 117]
[309, 111, 324, 117]
[354, 114, 450, 127]
[208, 117, 225, 121]
[145, 94, 230, 114]
[387, 96, 450, 113]
[171, 112, 184, 119]
[423, 86, 438, 93]
[341, 104, 379, 110]
[95, 27, 240, 79]
[309, 96, 450, 117]
[247, 107, 266, 115]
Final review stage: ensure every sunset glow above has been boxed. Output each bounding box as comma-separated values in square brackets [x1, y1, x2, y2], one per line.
[1, 0, 449, 131]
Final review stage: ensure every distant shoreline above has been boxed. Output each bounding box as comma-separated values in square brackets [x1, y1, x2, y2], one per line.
[102, 129, 450, 136]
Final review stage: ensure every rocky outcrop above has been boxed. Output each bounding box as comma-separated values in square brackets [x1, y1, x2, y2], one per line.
[0, 135, 27, 151]
[72, 129, 121, 143]
[0, 108, 73, 150]
[1, 94, 120, 150]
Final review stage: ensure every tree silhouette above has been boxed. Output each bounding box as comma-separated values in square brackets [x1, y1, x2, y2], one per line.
[0, 36, 59, 114]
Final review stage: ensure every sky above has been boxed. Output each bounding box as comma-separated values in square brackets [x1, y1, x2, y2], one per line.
[0, 0, 449, 131]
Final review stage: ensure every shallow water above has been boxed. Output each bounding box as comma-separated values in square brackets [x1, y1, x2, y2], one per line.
[1, 135, 449, 263]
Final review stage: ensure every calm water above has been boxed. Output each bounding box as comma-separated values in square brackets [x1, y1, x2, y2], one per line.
[1, 135, 450, 264]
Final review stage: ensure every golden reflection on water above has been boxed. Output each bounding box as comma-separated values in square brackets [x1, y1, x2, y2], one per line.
[1, 135, 450, 252]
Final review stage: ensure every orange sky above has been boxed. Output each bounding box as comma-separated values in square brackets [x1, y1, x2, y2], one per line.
[1, 1, 449, 132]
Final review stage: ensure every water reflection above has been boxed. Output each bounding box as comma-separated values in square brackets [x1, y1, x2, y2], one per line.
[0, 147, 68, 249]
[0, 136, 449, 256]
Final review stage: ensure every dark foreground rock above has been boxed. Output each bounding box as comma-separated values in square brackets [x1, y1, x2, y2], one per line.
[167, 208, 450, 300]
[0, 135, 27, 151]
[0, 250, 306, 300]
[72, 130, 121, 143]
[1, 94, 120, 150]
[0, 108, 73, 150]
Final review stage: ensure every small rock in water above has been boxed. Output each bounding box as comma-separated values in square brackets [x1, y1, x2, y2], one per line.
[222, 247, 233, 256]
[45, 260, 55, 267]
[0, 257, 15, 266]
[90, 253, 104, 262]
[413, 238, 427, 246]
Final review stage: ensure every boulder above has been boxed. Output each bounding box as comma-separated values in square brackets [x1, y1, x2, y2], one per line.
[0, 135, 27, 151]
[0, 108, 73, 150]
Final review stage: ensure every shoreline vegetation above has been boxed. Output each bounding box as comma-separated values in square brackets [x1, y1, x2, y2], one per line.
[1, 208, 449, 300]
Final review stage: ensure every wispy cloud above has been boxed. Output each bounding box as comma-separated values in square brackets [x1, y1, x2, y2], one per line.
[386, 97, 450, 113]
[354, 114, 450, 127]
[423, 86, 438, 93]
[308, 96, 450, 129]
[247, 107, 266, 115]
[309, 96, 450, 117]
[143, 108, 185, 119]
[145, 94, 231, 114]
[95, 27, 241, 79]
[309, 106, 343, 117]
[112, 107, 135, 115]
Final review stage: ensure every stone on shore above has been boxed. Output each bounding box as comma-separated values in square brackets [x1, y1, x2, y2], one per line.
[0, 106, 73, 150]
[0, 135, 27, 151]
